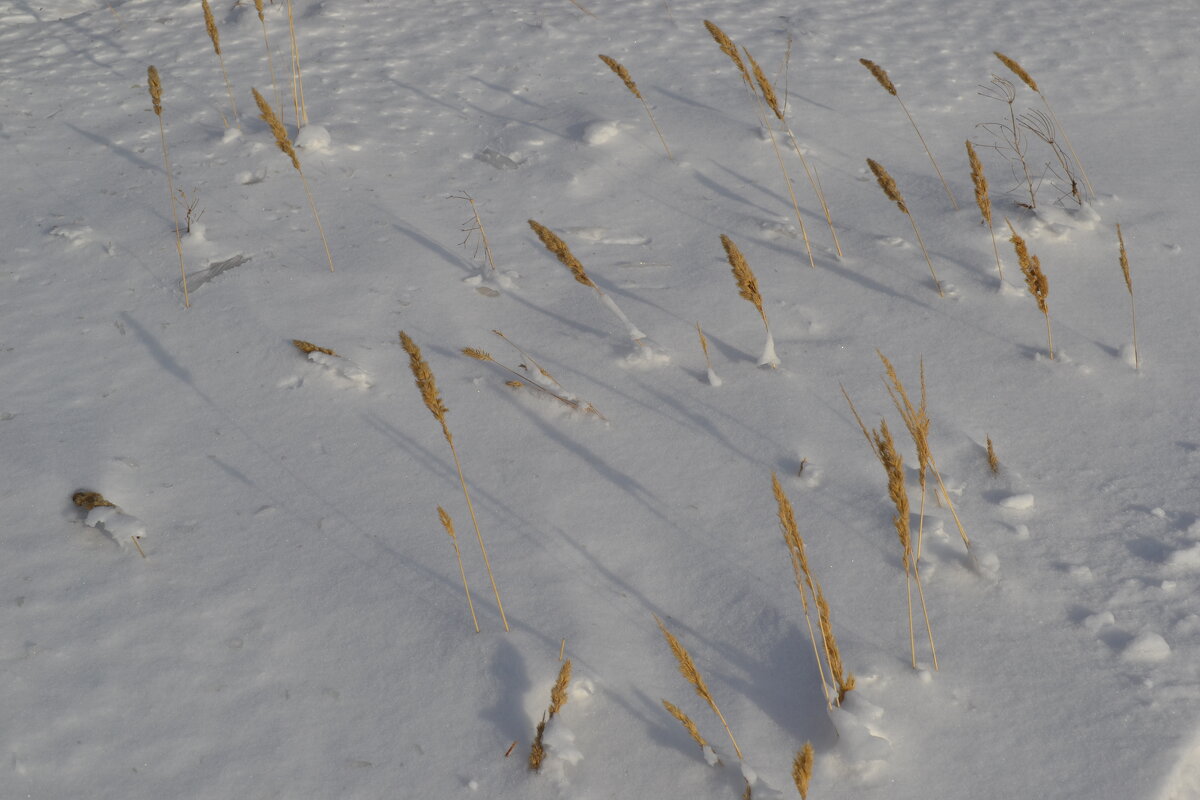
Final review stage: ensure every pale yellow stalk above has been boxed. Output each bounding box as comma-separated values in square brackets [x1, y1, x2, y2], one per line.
[202, 0, 240, 130]
[598, 54, 672, 160]
[147, 66, 189, 308]
[438, 506, 479, 633]
[867, 158, 942, 296]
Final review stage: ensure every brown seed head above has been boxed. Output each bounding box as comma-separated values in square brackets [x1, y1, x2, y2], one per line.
[528, 220, 594, 288]
[721, 235, 764, 317]
[254, 0, 265, 22]
[994, 51, 1039, 93]
[792, 743, 814, 800]
[292, 339, 337, 357]
[745, 49, 783, 120]
[873, 419, 911, 562]
[202, 0, 221, 55]
[1007, 221, 1049, 314]
[461, 347, 493, 362]
[704, 20, 753, 87]
[655, 615, 715, 708]
[252, 88, 300, 171]
[966, 140, 992, 226]
[73, 491, 115, 509]
[879, 351, 930, 484]
[147, 65, 163, 117]
[549, 658, 572, 716]
[399, 330, 452, 441]
[437, 506, 457, 541]
[661, 700, 710, 751]
[598, 54, 642, 100]
[772, 472, 812, 610]
[986, 436, 1000, 474]
[1117, 223, 1133, 295]
[815, 583, 854, 703]
[867, 159, 908, 214]
[860, 58, 897, 96]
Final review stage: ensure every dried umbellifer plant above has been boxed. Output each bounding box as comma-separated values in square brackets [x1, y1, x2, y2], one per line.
[975, 75, 1038, 208]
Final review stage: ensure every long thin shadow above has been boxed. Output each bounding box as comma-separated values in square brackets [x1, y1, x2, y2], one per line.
[391, 219, 473, 275]
[692, 169, 776, 217]
[480, 639, 532, 743]
[389, 77, 568, 143]
[65, 122, 158, 172]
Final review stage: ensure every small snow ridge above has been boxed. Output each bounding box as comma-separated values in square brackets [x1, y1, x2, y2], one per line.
[1123, 631, 1170, 663]
[582, 121, 620, 145]
[84, 506, 147, 552]
[296, 124, 332, 152]
[47, 223, 93, 248]
[999, 493, 1035, 510]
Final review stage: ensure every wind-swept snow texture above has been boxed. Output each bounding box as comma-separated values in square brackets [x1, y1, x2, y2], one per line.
[4, 0, 1200, 797]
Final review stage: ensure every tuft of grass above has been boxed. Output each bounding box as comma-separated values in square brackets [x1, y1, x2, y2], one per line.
[986, 435, 1000, 474]
[792, 742, 814, 799]
[598, 54, 672, 160]
[995, 51, 1093, 200]
[528, 220, 647, 343]
[655, 615, 742, 760]
[1006, 219, 1052, 359]
[722, 235, 779, 367]
[1116, 223, 1139, 370]
[252, 88, 334, 272]
[438, 506, 479, 633]
[530, 658, 574, 771]
[400, 331, 508, 631]
[202, 0, 240, 130]
[966, 140, 1003, 280]
[147, 66, 189, 307]
[867, 159, 943, 296]
[860, 58, 957, 209]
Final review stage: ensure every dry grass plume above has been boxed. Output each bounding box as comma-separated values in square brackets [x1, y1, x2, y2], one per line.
[967, 139, 1003, 280]
[1006, 220, 1053, 358]
[598, 54, 672, 160]
[722, 235, 779, 367]
[986, 435, 1000, 474]
[438, 506, 479, 633]
[793, 742, 814, 799]
[202, 0, 240, 130]
[530, 658, 574, 771]
[867, 159, 943, 296]
[655, 615, 742, 759]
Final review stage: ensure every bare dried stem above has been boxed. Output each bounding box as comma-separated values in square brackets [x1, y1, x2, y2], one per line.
[438, 506, 479, 633]
[147, 66, 189, 308]
[598, 54, 672, 160]
[867, 159, 942, 296]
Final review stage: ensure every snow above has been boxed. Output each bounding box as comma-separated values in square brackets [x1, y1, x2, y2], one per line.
[5, 0, 1200, 797]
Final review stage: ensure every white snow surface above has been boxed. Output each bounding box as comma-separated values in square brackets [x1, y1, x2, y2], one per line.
[5, 0, 1200, 797]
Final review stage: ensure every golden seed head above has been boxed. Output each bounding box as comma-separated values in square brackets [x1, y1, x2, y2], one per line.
[73, 491, 115, 509]
[704, 20, 753, 87]
[252, 88, 300, 171]
[1007, 222, 1049, 312]
[202, 0, 221, 55]
[528, 220, 594, 288]
[879, 351, 930, 479]
[549, 658, 573, 716]
[598, 54, 642, 100]
[399, 330, 451, 438]
[745, 49, 783, 120]
[461, 347, 493, 362]
[994, 51, 1038, 93]
[696, 323, 710, 359]
[721, 234, 764, 316]
[505, 380, 524, 389]
[292, 339, 337, 356]
[661, 699, 710, 750]
[655, 615, 714, 707]
[860, 58, 897, 96]
[1117, 223, 1133, 295]
[254, 0, 264, 21]
[986, 436, 1000, 474]
[966, 140, 992, 225]
[147, 65, 163, 116]
[867, 159, 907, 214]
[792, 743, 814, 799]
[437, 506, 457, 540]
[873, 419, 911, 559]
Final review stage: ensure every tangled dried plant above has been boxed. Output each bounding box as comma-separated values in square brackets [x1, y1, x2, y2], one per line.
[860, 58, 957, 209]
[867, 159, 942, 296]
[722, 235, 779, 367]
[598, 54, 672, 160]
[655, 615, 742, 760]
[462, 343, 606, 420]
[400, 331, 508, 631]
[147, 66, 189, 307]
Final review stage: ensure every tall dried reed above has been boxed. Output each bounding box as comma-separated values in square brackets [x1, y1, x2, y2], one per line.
[655, 615, 742, 759]
[1116, 223, 1139, 370]
[285, 0, 307, 128]
[202, 0, 240, 130]
[867, 159, 943, 296]
[994, 52, 1093, 200]
[598, 55, 672, 160]
[860, 58, 957, 209]
[528, 220, 646, 343]
[252, 88, 334, 272]
[966, 140, 1003, 280]
[253, 0, 283, 114]
[147, 66, 189, 308]
[1006, 220, 1052, 358]
[400, 331, 508, 631]
[438, 506, 479, 633]
[722, 234, 779, 367]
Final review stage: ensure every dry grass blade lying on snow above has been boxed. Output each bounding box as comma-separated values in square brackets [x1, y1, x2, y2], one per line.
[438, 506, 479, 634]
[1005, 220, 1052, 359]
[400, 331, 508, 632]
[1117, 223, 1140, 369]
[867, 159, 943, 296]
[860, 58, 957, 209]
[147, 65, 189, 308]
[598, 54, 672, 160]
[202, 0, 239, 130]
[252, 88, 334, 272]
[528, 220, 647, 344]
[655, 615, 742, 760]
[722, 234, 779, 367]
[462, 345, 606, 420]
[966, 140, 1003, 280]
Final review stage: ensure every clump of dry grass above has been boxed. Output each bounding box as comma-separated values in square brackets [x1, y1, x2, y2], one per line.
[252, 88, 334, 272]
[201, 0, 240, 130]
[986, 435, 1000, 474]
[860, 58, 957, 209]
[792, 742, 814, 800]
[773, 473, 854, 707]
[528, 220, 647, 344]
[598, 54, 672, 160]
[655, 615, 742, 760]
[1117, 223, 1139, 370]
[966, 140, 1003, 280]
[400, 331, 508, 631]
[530, 658, 573, 771]
[866, 159, 943, 296]
[147, 66, 189, 308]
[73, 490, 115, 509]
[253, 0, 283, 114]
[722, 235, 779, 368]
[438, 506, 479, 633]
[995, 51, 1093, 200]
[1005, 220, 1052, 358]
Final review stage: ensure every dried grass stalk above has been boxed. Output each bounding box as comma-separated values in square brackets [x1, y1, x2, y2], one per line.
[463, 345, 605, 420]
[792, 743, 814, 800]
[598, 54, 672, 160]
[285, 0, 307, 128]
[452, 191, 498, 277]
[253, 0, 284, 114]
[252, 88, 334, 272]
[986, 435, 1000, 474]
[860, 58, 957, 209]
[654, 615, 742, 759]
[966, 140, 1003, 280]
[722, 235, 779, 367]
[147, 66, 189, 307]
[1117, 223, 1139, 370]
[994, 51, 1094, 200]
[292, 339, 337, 356]
[530, 658, 574, 771]
[401, 331, 508, 631]
[1006, 220, 1053, 358]
[439, 506, 479, 633]
[867, 159, 943, 296]
[704, 20, 753, 91]
[202, 0, 240, 130]
[661, 699, 713, 756]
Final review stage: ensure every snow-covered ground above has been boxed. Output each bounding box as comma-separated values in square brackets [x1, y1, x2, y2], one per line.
[5, 0, 1200, 797]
